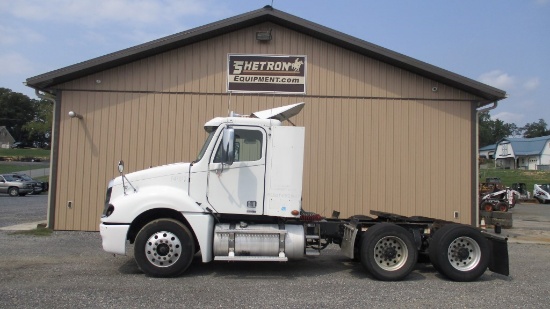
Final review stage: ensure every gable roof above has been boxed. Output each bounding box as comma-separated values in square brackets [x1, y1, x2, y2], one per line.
[26, 6, 506, 104]
[498, 136, 550, 156]
[0, 126, 16, 144]
[479, 144, 496, 152]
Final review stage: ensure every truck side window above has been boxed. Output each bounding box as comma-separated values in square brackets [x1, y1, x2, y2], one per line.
[214, 129, 263, 163]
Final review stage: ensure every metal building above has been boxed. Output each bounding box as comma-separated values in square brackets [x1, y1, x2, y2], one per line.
[26, 7, 506, 231]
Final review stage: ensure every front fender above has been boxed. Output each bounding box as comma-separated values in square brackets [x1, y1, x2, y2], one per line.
[104, 185, 205, 224]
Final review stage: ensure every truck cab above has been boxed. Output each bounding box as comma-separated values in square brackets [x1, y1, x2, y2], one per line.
[100, 103, 308, 272]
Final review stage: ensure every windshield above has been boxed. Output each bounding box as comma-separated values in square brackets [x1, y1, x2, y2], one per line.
[15, 174, 32, 181]
[540, 184, 550, 193]
[196, 128, 217, 162]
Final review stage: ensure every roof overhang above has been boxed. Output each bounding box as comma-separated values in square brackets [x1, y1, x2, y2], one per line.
[26, 6, 506, 103]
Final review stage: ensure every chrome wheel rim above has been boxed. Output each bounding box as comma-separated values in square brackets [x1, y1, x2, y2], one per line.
[374, 236, 408, 271]
[144, 231, 182, 267]
[447, 236, 481, 271]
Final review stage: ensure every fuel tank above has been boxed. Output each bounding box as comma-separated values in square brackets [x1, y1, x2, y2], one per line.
[213, 223, 305, 259]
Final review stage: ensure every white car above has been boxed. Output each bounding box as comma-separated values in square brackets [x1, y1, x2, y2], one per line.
[533, 184, 550, 204]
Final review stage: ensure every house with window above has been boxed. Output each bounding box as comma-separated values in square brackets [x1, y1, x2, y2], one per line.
[494, 136, 550, 170]
[0, 126, 15, 148]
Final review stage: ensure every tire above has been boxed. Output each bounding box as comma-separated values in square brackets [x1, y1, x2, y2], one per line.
[429, 224, 489, 282]
[8, 187, 19, 197]
[480, 201, 493, 212]
[495, 202, 508, 212]
[134, 219, 195, 277]
[360, 223, 418, 281]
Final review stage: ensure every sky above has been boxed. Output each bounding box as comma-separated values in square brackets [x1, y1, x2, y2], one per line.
[1, 0, 549, 127]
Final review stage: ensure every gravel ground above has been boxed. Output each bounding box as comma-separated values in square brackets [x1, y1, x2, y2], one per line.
[1, 198, 549, 308]
[0, 230, 549, 309]
[0, 194, 47, 228]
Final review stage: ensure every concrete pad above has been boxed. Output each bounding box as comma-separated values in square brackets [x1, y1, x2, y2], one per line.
[0, 221, 47, 231]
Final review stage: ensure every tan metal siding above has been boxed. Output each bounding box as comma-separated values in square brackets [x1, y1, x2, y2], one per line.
[53, 23, 481, 231]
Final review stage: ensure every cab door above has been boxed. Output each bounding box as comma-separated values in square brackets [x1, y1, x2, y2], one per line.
[207, 126, 266, 215]
[0, 175, 7, 193]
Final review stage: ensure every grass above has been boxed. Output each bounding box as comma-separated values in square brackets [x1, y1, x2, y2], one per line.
[10, 226, 53, 237]
[0, 148, 51, 159]
[0, 164, 48, 174]
[34, 176, 50, 182]
[0, 148, 50, 174]
[479, 166, 550, 190]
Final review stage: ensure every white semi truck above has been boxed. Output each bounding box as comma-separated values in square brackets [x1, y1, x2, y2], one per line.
[100, 102, 509, 281]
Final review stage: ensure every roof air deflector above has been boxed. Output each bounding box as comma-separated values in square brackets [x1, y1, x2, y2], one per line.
[252, 102, 305, 122]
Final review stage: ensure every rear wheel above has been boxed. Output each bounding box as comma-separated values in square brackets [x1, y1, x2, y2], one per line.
[8, 187, 19, 197]
[134, 219, 195, 277]
[360, 223, 418, 281]
[496, 202, 509, 212]
[429, 224, 489, 281]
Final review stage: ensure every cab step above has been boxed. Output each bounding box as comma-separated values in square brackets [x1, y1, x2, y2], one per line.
[214, 256, 288, 262]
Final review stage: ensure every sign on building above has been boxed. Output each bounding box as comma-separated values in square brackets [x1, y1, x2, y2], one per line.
[227, 54, 306, 94]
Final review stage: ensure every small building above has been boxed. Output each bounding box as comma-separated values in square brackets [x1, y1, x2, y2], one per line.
[25, 7, 506, 231]
[479, 144, 496, 159]
[495, 136, 550, 170]
[0, 126, 16, 149]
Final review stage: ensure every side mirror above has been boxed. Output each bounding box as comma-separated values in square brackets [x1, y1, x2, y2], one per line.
[221, 127, 235, 165]
[118, 160, 125, 174]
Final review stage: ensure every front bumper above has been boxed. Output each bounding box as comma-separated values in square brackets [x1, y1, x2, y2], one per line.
[19, 188, 34, 194]
[100, 223, 130, 255]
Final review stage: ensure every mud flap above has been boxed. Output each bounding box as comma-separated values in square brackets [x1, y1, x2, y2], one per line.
[485, 234, 509, 276]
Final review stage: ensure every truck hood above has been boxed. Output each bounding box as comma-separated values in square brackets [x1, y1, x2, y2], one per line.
[112, 162, 190, 188]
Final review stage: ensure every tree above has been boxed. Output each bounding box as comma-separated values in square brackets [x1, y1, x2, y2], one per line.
[478, 112, 518, 147]
[479, 113, 494, 147]
[22, 98, 53, 148]
[0, 88, 36, 141]
[520, 119, 550, 138]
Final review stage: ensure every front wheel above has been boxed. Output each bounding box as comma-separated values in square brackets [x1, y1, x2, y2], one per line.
[429, 224, 489, 282]
[480, 201, 494, 212]
[134, 219, 195, 277]
[8, 187, 19, 197]
[360, 223, 418, 281]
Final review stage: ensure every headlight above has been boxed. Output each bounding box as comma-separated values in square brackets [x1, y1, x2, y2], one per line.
[103, 204, 115, 217]
[102, 181, 114, 217]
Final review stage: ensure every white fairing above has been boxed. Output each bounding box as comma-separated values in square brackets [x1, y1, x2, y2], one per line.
[264, 126, 305, 217]
[252, 102, 305, 121]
